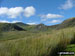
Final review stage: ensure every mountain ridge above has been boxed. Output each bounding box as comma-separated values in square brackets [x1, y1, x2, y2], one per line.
[0, 17, 75, 32]
[0, 23, 25, 31]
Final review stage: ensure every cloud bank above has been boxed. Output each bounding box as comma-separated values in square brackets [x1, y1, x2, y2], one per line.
[26, 22, 37, 25]
[59, 0, 75, 10]
[50, 20, 61, 23]
[0, 6, 36, 18]
[40, 13, 63, 21]
[0, 20, 22, 23]
[47, 20, 61, 24]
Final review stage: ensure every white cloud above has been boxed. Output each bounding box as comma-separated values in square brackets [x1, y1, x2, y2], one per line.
[0, 7, 8, 15]
[41, 14, 63, 19]
[50, 20, 61, 23]
[24, 6, 36, 17]
[46, 14, 63, 18]
[0, 20, 10, 23]
[27, 22, 37, 25]
[0, 7, 23, 18]
[40, 13, 63, 21]
[59, 0, 74, 10]
[0, 20, 22, 23]
[0, 6, 36, 18]
[8, 7, 23, 18]
[11, 20, 22, 23]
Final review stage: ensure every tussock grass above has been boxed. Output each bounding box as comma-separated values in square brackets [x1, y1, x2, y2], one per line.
[0, 27, 75, 56]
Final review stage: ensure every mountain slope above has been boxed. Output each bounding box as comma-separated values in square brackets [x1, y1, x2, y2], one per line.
[34, 24, 48, 31]
[15, 22, 36, 31]
[0, 17, 75, 32]
[55, 17, 75, 29]
[25, 17, 75, 31]
[0, 23, 25, 31]
[15, 22, 28, 27]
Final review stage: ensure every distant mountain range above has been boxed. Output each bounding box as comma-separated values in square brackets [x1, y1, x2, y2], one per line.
[0, 17, 75, 32]
[33, 17, 75, 31]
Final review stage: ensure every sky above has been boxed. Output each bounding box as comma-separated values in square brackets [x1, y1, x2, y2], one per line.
[0, 0, 75, 25]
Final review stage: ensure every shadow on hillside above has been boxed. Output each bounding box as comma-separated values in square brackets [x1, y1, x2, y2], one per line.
[70, 32, 75, 44]
[45, 32, 75, 56]
[45, 43, 66, 56]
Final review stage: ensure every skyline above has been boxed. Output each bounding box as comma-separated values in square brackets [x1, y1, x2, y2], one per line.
[0, 0, 75, 25]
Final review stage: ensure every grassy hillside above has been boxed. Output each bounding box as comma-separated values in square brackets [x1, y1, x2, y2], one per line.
[0, 26, 75, 56]
[56, 17, 75, 29]
[0, 17, 75, 56]
[0, 17, 75, 32]
[0, 23, 25, 31]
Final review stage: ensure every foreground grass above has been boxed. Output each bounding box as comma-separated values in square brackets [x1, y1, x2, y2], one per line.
[0, 27, 75, 56]
[61, 44, 75, 56]
[65, 44, 75, 52]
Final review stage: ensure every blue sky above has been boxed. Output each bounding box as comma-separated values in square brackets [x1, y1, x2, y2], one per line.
[0, 0, 75, 25]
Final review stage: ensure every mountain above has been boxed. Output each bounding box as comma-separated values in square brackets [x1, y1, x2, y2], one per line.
[0, 23, 25, 32]
[25, 17, 75, 31]
[34, 17, 75, 31]
[15, 22, 29, 30]
[0, 17, 75, 32]
[15, 22, 36, 31]
[56, 17, 75, 29]
[47, 24, 59, 29]
[34, 23, 47, 31]
[15, 22, 28, 27]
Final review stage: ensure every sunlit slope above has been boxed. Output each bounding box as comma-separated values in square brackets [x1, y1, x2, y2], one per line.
[56, 17, 75, 29]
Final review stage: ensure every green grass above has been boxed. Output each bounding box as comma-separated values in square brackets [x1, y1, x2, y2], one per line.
[0, 27, 75, 56]
[61, 44, 75, 56]
[65, 44, 75, 52]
